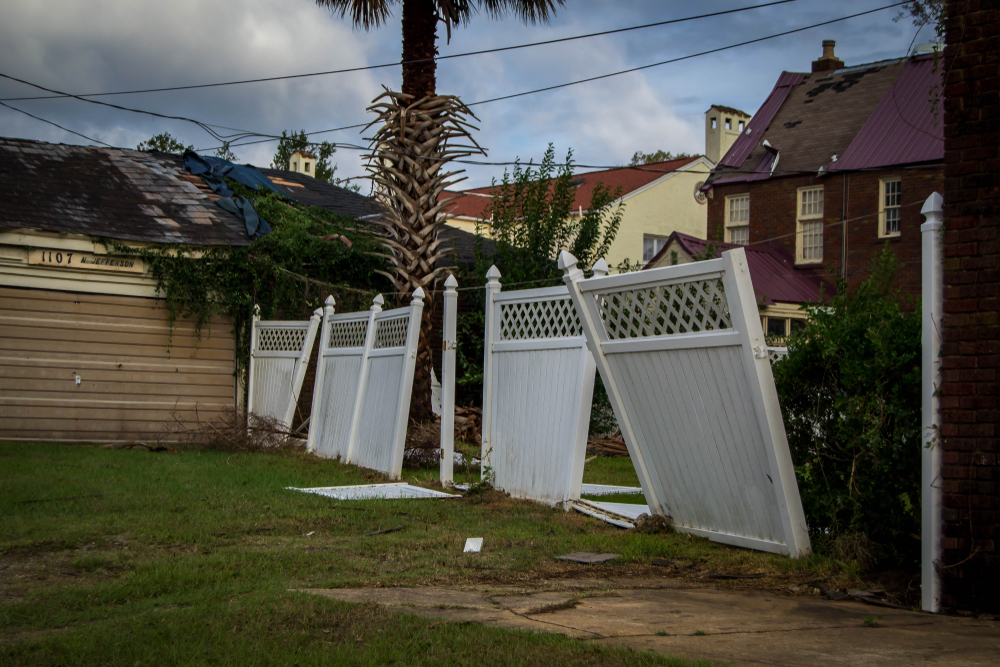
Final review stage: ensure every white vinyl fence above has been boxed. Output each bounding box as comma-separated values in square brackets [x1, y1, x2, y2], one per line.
[561, 248, 811, 557]
[247, 306, 321, 428]
[307, 290, 424, 479]
[481, 265, 597, 505]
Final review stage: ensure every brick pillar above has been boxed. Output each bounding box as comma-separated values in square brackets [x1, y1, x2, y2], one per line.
[940, 0, 1000, 613]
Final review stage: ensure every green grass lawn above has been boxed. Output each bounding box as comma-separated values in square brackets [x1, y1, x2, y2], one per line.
[0, 443, 847, 666]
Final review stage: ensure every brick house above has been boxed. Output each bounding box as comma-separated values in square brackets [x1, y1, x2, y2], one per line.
[702, 41, 945, 315]
[939, 0, 1000, 613]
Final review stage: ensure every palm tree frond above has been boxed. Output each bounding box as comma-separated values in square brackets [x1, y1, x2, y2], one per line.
[474, 0, 564, 24]
[315, 0, 396, 31]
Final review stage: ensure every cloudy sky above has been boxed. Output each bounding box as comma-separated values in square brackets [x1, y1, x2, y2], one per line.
[0, 0, 935, 188]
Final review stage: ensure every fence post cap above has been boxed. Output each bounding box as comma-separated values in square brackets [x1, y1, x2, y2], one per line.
[592, 258, 609, 277]
[557, 251, 578, 271]
[253, 304, 260, 319]
[922, 191, 944, 215]
[412, 287, 425, 302]
[445, 274, 458, 289]
[372, 294, 385, 307]
[325, 295, 336, 306]
[312, 307, 323, 319]
[486, 265, 501, 282]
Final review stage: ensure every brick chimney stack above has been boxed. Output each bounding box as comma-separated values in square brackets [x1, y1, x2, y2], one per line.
[812, 40, 845, 73]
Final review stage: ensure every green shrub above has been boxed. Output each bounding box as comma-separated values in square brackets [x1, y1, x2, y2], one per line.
[772, 247, 921, 568]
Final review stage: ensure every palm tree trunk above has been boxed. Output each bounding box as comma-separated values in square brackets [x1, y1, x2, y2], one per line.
[401, 0, 438, 98]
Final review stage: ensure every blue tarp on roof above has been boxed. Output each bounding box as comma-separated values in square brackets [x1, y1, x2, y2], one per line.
[183, 151, 282, 239]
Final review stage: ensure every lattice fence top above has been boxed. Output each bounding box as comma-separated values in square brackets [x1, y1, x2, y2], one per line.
[256, 326, 308, 352]
[595, 278, 731, 340]
[329, 319, 368, 349]
[373, 315, 409, 349]
[499, 297, 583, 340]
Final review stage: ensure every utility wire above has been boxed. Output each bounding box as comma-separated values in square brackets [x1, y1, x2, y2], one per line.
[0, 1, 797, 103]
[0, 72, 274, 144]
[0, 100, 113, 147]
[202, 1, 909, 152]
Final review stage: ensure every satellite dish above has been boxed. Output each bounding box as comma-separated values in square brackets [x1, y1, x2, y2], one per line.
[694, 181, 707, 204]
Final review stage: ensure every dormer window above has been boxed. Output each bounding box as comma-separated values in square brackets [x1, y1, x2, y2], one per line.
[291, 162, 297, 171]
[304, 162, 311, 173]
[738, 120, 745, 132]
[711, 118, 717, 129]
[725, 118, 732, 130]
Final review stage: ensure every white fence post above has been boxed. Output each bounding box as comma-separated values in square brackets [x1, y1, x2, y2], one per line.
[344, 294, 382, 464]
[480, 266, 501, 477]
[386, 287, 425, 479]
[306, 296, 336, 454]
[921, 191, 944, 613]
[440, 275, 458, 485]
[246, 304, 260, 423]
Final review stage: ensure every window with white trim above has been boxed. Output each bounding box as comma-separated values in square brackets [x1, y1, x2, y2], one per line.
[642, 234, 669, 262]
[879, 178, 901, 237]
[796, 186, 824, 263]
[725, 194, 749, 245]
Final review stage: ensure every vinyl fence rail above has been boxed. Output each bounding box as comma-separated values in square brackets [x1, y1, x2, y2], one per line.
[481, 264, 598, 505]
[247, 305, 321, 428]
[307, 290, 424, 479]
[561, 248, 811, 557]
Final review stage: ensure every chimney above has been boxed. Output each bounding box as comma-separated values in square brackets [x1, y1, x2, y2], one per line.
[812, 40, 844, 73]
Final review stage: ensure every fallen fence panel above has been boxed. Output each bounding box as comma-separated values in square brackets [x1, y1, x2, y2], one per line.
[247, 306, 321, 428]
[561, 248, 811, 557]
[481, 265, 597, 505]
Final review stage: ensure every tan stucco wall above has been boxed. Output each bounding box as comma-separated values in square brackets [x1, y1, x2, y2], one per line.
[602, 167, 709, 270]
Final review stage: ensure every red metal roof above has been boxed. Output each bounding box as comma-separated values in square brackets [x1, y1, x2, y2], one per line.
[442, 156, 703, 220]
[719, 72, 805, 168]
[827, 56, 944, 171]
[645, 232, 832, 306]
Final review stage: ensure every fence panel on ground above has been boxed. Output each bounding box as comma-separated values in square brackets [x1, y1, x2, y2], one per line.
[562, 248, 811, 557]
[247, 307, 320, 428]
[481, 265, 596, 505]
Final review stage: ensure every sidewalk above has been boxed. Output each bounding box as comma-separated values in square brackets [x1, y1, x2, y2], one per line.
[303, 578, 1000, 666]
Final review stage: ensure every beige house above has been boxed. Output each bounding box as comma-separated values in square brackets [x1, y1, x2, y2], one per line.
[440, 104, 752, 270]
[289, 149, 316, 176]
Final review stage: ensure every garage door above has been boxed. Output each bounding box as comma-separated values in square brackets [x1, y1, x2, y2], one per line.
[0, 286, 236, 442]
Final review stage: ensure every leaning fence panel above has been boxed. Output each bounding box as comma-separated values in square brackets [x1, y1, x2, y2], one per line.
[306, 295, 380, 460]
[350, 289, 424, 478]
[481, 266, 596, 505]
[561, 248, 811, 557]
[247, 306, 320, 428]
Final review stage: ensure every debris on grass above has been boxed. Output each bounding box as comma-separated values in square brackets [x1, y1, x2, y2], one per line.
[633, 513, 675, 534]
[364, 526, 404, 537]
[464, 538, 483, 553]
[556, 552, 620, 564]
[288, 483, 459, 500]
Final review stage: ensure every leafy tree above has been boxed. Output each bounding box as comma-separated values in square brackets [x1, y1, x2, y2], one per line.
[315, 1, 564, 97]
[137, 132, 192, 154]
[772, 247, 921, 568]
[896, 0, 946, 39]
[270, 130, 339, 183]
[454, 144, 624, 418]
[628, 149, 693, 166]
[215, 141, 239, 162]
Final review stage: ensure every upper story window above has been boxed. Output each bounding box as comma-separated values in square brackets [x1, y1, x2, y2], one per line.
[291, 162, 298, 171]
[725, 118, 732, 130]
[304, 162, 311, 173]
[738, 120, 745, 132]
[711, 117, 717, 129]
[643, 234, 669, 263]
[796, 186, 824, 263]
[880, 178, 901, 237]
[725, 194, 750, 245]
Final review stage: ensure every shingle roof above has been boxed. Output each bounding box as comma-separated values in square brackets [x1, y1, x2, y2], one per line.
[709, 55, 943, 186]
[645, 232, 832, 306]
[0, 138, 251, 246]
[259, 169, 385, 219]
[442, 156, 704, 220]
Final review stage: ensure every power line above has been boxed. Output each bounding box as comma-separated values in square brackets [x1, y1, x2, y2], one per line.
[0, 72, 275, 144]
[0, 101, 113, 147]
[202, 1, 909, 152]
[0, 1, 797, 103]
